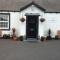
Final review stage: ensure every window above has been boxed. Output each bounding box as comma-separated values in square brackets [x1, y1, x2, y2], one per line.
[0, 13, 10, 30]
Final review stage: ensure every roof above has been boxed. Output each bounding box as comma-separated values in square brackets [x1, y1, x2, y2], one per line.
[0, 0, 60, 12]
[20, 2, 46, 12]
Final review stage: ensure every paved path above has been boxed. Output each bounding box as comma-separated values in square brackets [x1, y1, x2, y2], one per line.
[0, 39, 60, 60]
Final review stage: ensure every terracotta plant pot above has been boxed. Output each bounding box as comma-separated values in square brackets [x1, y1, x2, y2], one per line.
[13, 36, 17, 41]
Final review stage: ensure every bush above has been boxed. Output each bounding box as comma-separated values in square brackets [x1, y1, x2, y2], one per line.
[40, 36, 45, 41]
[18, 36, 23, 41]
[46, 36, 51, 40]
[55, 35, 58, 40]
[3, 34, 10, 39]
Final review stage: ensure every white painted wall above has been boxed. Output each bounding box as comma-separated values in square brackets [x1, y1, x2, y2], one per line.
[0, 12, 20, 36]
[0, 5, 60, 38]
[44, 13, 60, 37]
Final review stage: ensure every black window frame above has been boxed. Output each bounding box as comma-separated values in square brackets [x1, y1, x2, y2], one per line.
[0, 13, 10, 30]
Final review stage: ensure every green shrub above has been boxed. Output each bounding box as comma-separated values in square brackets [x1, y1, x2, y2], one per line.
[41, 36, 44, 41]
[3, 34, 10, 39]
[18, 36, 23, 41]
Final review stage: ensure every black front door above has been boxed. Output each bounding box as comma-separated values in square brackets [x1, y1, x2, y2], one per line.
[26, 15, 39, 39]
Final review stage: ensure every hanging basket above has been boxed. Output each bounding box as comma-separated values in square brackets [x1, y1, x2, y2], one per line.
[40, 18, 45, 22]
[20, 17, 25, 22]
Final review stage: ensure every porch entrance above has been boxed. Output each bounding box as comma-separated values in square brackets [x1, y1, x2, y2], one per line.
[26, 13, 39, 40]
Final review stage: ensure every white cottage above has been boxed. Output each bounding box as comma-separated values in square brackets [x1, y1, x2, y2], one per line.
[0, 1, 60, 40]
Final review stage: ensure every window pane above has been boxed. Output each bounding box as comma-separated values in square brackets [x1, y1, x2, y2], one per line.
[0, 22, 8, 28]
[0, 17, 8, 21]
[0, 13, 10, 30]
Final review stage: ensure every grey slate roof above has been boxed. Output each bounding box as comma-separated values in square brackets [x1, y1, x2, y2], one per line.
[0, 0, 60, 12]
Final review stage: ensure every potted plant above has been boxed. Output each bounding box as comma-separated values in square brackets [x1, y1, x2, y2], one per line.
[12, 28, 17, 41]
[46, 29, 51, 40]
[20, 17, 25, 22]
[55, 35, 58, 40]
[12, 28, 16, 33]
[18, 36, 23, 41]
[3, 34, 10, 39]
[40, 36, 45, 42]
